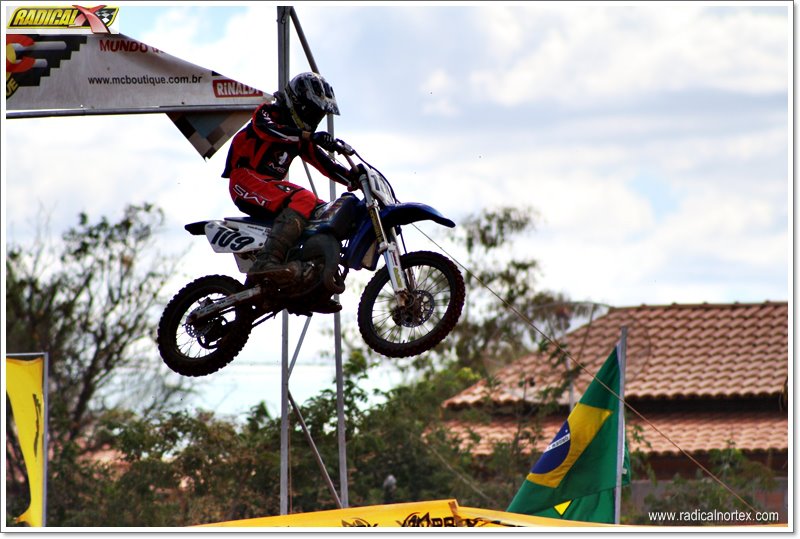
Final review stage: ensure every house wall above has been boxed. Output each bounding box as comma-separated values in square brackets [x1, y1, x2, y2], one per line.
[642, 451, 788, 481]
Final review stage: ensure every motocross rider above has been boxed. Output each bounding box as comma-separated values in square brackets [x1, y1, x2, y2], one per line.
[222, 72, 354, 313]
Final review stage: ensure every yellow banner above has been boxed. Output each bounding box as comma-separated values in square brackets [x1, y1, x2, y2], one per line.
[455, 504, 607, 527]
[6, 355, 47, 527]
[197, 499, 599, 528]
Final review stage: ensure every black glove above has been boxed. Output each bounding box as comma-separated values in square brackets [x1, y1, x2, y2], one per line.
[312, 131, 336, 151]
[348, 165, 366, 191]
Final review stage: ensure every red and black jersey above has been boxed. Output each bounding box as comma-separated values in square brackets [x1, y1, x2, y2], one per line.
[222, 95, 350, 185]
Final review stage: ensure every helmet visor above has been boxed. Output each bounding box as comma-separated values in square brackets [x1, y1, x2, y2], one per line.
[306, 77, 340, 115]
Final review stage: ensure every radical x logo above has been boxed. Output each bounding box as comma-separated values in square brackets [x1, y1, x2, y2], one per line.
[8, 5, 119, 34]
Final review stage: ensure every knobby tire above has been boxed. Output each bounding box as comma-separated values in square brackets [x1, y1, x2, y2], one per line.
[358, 251, 465, 358]
[157, 274, 253, 377]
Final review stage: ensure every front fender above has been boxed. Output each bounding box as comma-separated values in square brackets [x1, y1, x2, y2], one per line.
[344, 202, 455, 270]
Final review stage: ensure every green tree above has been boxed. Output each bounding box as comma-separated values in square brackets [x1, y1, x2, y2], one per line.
[5, 203, 188, 525]
[333, 353, 485, 508]
[2, 204, 600, 526]
[36, 357, 480, 526]
[329, 206, 589, 510]
[437, 206, 597, 376]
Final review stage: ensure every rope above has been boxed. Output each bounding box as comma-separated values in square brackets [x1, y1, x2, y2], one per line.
[424, 443, 495, 504]
[413, 224, 761, 515]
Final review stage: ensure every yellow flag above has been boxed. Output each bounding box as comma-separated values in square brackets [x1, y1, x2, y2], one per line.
[6, 355, 47, 527]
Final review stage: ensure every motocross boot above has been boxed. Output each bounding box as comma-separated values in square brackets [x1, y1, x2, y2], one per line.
[249, 208, 308, 287]
[313, 296, 342, 314]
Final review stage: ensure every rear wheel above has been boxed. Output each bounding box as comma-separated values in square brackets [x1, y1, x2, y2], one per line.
[358, 251, 465, 358]
[157, 275, 254, 377]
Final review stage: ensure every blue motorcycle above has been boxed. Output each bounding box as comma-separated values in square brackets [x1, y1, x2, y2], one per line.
[158, 139, 465, 377]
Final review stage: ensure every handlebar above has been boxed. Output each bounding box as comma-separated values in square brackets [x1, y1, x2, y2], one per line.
[327, 138, 396, 201]
[330, 138, 358, 174]
[332, 138, 355, 156]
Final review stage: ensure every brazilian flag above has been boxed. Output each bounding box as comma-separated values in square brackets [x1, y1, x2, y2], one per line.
[506, 345, 630, 524]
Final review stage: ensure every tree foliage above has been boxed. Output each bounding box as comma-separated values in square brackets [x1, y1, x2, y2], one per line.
[5, 204, 188, 523]
[333, 205, 586, 507]
[418, 206, 597, 377]
[6, 203, 779, 527]
[627, 443, 777, 525]
[18, 358, 493, 526]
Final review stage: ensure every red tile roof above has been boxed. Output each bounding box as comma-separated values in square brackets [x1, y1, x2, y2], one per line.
[443, 302, 788, 409]
[441, 410, 788, 458]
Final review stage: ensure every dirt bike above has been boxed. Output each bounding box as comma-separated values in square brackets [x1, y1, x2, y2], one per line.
[157, 138, 466, 377]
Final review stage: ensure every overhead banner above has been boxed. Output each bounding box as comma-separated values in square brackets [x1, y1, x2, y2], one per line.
[166, 108, 257, 159]
[6, 8, 270, 158]
[197, 499, 605, 528]
[6, 32, 269, 111]
[6, 354, 49, 527]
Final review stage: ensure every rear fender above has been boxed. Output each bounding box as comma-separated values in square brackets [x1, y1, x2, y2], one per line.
[185, 219, 268, 255]
[343, 203, 455, 271]
[185, 221, 209, 235]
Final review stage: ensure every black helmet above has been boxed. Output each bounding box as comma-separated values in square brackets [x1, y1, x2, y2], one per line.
[285, 72, 340, 130]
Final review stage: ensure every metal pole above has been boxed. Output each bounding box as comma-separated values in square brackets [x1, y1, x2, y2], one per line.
[567, 356, 574, 411]
[7, 104, 259, 119]
[614, 326, 628, 525]
[289, 7, 319, 74]
[277, 5, 291, 517]
[276, 4, 349, 511]
[288, 392, 342, 508]
[280, 308, 290, 515]
[288, 316, 313, 378]
[334, 306, 348, 507]
[328, 111, 349, 507]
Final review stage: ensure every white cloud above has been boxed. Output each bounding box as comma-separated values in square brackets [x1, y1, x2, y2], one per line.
[132, 6, 280, 94]
[468, 4, 788, 106]
[420, 69, 460, 117]
[3, 4, 789, 414]
[656, 187, 786, 263]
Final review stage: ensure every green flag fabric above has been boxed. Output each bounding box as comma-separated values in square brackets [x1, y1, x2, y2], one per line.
[506, 345, 630, 524]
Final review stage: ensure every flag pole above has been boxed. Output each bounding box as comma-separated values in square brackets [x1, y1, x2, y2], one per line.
[614, 326, 628, 525]
[277, 5, 291, 516]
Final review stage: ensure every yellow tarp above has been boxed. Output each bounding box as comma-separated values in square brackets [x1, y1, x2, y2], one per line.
[197, 499, 607, 528]
[454, 504, 606, 527]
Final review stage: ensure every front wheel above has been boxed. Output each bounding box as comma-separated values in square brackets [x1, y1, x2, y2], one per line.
[157, 275, 254, 377]
[358, 251, 465, 358]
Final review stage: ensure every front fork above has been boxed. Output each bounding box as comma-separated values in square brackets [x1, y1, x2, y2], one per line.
[360, 176, 415, 307]
[384, 228, 415, 305]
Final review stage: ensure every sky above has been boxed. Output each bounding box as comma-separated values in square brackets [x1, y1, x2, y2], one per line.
[2, 2, 793, 420]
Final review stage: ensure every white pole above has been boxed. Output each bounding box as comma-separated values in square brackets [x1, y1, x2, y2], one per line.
[328, 112, 349, 507]
[277, 5, 291, 516]
[567, 356, 575, 410]
[614, 326, 628, 525]
[276, 4, 349, 512]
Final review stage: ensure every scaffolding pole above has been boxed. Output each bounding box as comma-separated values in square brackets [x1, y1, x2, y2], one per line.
[277, 5, 291, 516]
[329, 108, 349, 508]
[276, 5, 348, 515]
[614, 326, 628, 525]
